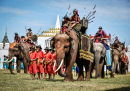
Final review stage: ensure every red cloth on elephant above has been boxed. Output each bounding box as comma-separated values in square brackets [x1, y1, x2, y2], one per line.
[44, 52, 52, 74]
[29, 52, 37, 74]
[36, 50, 44, 73]
[51, 53, 56, 74]
[122, 56, 127, 64]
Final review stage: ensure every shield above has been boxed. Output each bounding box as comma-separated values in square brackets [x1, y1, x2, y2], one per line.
[32, 34, 37, 42]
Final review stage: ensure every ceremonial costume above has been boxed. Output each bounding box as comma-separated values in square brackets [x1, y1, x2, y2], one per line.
[70, 15, 80, 22]
[51, 53, 56, 74]
[29, 51, 37, 74]
[44, 52, 52, 74]
[14, 35, 20, 43]
[36, 50, 44, 73]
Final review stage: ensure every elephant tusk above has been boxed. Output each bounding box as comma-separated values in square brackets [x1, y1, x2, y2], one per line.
[2, 59, 8, 63]
[7, 57, 14, 63]
[54, 59, 63, 73]
[53, 60, 56, 71]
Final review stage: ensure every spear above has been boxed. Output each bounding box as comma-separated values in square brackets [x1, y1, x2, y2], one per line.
[88, 21, 93, 23]
[88, 16, 95, 21]
[86, 5, 96, 19]
[87, 10, 96, 19]
[25, 26, 27, 36]
[37, 27, 41, 35]
[66, 4, 70, 15]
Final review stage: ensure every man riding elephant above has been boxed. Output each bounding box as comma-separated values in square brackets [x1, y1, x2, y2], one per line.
[94, 26, 107, 43]
[26, 28, 33, 41]
[70, 9, 80, 28]
[113, 36, 120, 50]
[14, 32, 20, 43]
[60, 15, 71, 34]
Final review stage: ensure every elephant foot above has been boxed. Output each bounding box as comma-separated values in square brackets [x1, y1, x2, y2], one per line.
[77, 76, 84, 81]
[64, 77, 74, 82]
[11, 72, 15, 75]
[85, 78, 90, 81]
[97, 77, 101, 79]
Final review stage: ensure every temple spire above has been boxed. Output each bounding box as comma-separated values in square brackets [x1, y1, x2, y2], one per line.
[5, 27, 7, 36]
[2, 27, 10, 47]
[55, 14, 60, 29]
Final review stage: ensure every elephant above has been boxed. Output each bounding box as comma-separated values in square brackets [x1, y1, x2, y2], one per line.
[8, 42, 30, 74]
[90, 43, 106, 78]
[112, 42, 125, 74]
[51, 30, 92, 82]
[90, 43, 114, 78]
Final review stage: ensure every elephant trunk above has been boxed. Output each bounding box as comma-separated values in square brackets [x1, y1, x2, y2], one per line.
[8, 51, 14, 74]
[58, 68, 66, 77]
[95, 50, 101, 78]
[56, 51, 66, 77]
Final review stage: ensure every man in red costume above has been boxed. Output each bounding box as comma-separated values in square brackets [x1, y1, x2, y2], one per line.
[29, 46, 37, 80]
[60, 15, 71, 34]
[70, 9, 80, 28]
[43, 47, 52, 79]
[113, 36, 120, 50]
[36, 45, 44, 79]
[50, 48, 56, 79]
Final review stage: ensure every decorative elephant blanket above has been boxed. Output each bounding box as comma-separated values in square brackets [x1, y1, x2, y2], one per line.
[106, 50, 112, 73]
[72, 24, 94, 62]
[102, 44, 112, 73]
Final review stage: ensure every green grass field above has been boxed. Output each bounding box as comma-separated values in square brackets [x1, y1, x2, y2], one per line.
[0, 70, 130, 91]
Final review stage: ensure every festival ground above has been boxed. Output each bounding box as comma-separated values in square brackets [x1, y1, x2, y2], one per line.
[0, 70, 130, 91]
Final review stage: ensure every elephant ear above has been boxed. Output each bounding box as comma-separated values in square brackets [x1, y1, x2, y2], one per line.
[50, 37, 55, 48]
[101, 46, 106, 57]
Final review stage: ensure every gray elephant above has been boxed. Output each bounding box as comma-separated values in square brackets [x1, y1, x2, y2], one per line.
[8, 42, 30, 74]
[112, 42, 125, 74]
[90, 43, 114, 78]
[90, 43, 106, 78]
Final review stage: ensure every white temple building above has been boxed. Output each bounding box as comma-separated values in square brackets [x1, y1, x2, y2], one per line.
[37, 15, 61, 51]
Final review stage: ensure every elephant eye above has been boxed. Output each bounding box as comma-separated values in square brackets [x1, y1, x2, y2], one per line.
[64, 46, 68, 48]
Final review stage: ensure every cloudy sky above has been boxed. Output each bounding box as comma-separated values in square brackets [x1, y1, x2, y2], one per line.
[0, 0, 130, 46]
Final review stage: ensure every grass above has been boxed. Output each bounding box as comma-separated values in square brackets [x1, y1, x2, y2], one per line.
[0, 70, 130, 91]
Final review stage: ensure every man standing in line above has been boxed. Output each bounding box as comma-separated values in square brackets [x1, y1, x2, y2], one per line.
[44, 47, 52, 79]
[50, 48, 56, 79]
[29, 46, 37, 79]
[36, 45, 44, 80]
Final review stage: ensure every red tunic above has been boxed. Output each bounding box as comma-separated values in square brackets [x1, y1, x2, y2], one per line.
[51, 53, 56, 74]
[29, 51, 37, 74]
[36, 51, 44, 73]
[44, 52, 52, 74]
[70, 15, 80, 22]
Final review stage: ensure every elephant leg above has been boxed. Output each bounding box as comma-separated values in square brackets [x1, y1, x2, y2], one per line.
[64, 56, 76, 82]
[17, 59, 21, 73]
[9, 62, 14, 74]
[99, 58, 104, 78]
[95, 59, 99, 78]
[101, 62, 105, 78]
[113, 59, 118, 74]
[119, 61, 121, 74]
[85, 61, 90, 81]
[90, 61, 95, 78]
[76, 59, 84, 81]
[23, 58, 28, 73]
[124, 64, 126, 74]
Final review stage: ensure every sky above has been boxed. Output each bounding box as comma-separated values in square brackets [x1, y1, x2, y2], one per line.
[0, 0, 130, 47]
